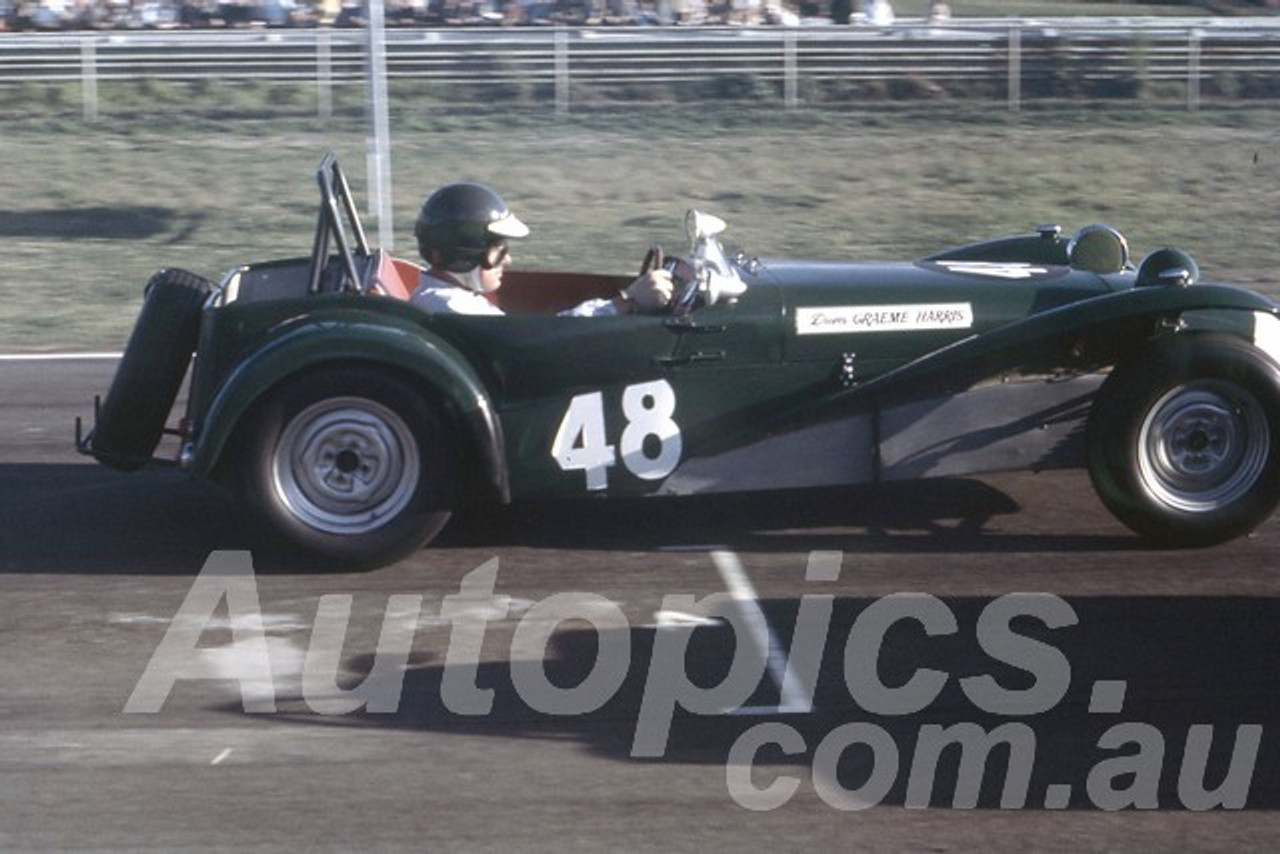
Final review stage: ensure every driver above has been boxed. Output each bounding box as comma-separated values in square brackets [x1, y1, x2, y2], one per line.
[410, 181, 673, 316]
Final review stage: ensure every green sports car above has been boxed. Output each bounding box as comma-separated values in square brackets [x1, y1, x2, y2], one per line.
[80, 154, 1280, 567]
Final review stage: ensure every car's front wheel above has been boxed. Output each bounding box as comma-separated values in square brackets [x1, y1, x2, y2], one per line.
[1087, 334, 1280, 546]
[237, 368, 456, 568]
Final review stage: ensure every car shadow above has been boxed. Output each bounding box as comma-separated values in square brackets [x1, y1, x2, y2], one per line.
[0, 206, 196, 241]
[254, 595, 1280, 810]
[0, 463, 1137, 574]
[437, 474, 1136, 555]
[0, 464, 257, 574]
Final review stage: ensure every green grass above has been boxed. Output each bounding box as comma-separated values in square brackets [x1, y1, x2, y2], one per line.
[2, 102, 1279, 351]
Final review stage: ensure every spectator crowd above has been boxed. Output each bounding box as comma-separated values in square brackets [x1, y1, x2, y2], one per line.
[0, 0, 943, 30]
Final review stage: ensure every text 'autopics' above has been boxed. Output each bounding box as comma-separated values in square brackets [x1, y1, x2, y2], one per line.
[124, 551, 1263, 812]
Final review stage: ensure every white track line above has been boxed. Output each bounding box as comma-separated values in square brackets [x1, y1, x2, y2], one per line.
[710, 549, 812, 715]
[0, 353, 122, 361]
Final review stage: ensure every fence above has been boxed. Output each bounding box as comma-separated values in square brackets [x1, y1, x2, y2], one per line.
[2, 19, 1279, 119]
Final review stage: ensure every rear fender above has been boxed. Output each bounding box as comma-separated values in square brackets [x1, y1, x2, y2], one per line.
[188, 318, 508, 501]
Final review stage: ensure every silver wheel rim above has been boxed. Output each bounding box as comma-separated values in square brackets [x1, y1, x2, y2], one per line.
[272, 397, 420, 535]
[1137, 381, 1269, 514]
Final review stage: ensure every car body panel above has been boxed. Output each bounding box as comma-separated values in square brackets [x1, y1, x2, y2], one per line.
[184, 246, 1280, 504]
[76, 154, 1280, 561]
[186, 290, 508, 498]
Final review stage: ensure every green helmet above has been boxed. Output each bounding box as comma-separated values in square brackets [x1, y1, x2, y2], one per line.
[1136, 247, 1199, 288]
[414, 182, 529, 272]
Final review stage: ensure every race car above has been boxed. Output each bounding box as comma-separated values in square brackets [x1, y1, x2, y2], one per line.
[79, 153, 1280, 567]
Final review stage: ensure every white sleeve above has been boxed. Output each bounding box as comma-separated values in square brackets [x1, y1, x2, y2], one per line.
[558, 297, 619, 317]
[410, 283, 505, 316]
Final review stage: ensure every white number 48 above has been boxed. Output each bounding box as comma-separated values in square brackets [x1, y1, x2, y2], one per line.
[551, 379, 682, 491]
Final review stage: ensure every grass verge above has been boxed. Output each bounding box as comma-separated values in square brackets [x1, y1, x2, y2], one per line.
[1, 102, 1277, 351]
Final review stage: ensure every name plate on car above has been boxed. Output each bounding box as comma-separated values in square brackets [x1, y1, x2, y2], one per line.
[795, 303, 974, 335]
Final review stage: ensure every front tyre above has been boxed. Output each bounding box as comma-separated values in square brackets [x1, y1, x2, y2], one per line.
[1088, 334, 1280, 546]
[238, 368, 456, 568]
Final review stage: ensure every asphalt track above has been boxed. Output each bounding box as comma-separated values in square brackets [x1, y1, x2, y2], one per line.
[2, 358, 1277, 852]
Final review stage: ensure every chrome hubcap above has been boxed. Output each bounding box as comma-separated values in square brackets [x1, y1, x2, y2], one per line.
[272, 397, 419, 535]
[1138, 382, 1269, 513]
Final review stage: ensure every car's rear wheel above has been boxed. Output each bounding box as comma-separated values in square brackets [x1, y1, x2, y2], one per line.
[91, 268, 212, 471]
[1087, 334, 1280, 546]
[237, 368, 456, 568]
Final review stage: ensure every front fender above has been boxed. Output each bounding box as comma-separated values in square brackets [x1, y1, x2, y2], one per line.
[188, 313, 509, 501]
[856, 283, 1280, 404]
[758, 283, 1280, 442]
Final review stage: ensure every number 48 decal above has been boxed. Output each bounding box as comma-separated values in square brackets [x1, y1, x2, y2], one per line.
[551, 379, 683, 490]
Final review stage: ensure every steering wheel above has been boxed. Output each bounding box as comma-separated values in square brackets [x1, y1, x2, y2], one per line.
[640, 244, 702, 315]
[640, 244, 664, 277]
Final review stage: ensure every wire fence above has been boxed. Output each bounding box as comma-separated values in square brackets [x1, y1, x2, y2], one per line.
[2, 19, 1279, 119]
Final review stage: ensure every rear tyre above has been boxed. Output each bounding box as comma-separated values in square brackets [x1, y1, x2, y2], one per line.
[1087, 334, 1280, 546]
[236, 368, 456, 568]
[91, 268, 212, 471]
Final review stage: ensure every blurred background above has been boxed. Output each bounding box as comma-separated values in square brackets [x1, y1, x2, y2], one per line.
[1, 0, 1277, 33]
[2, 0, 1279, 350]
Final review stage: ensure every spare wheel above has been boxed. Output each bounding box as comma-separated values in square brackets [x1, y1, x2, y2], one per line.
[90, 268, 212, 472]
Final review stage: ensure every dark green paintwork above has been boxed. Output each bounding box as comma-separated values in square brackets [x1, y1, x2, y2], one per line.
[176, 230, 1280, 504]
